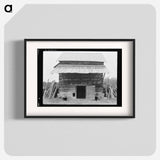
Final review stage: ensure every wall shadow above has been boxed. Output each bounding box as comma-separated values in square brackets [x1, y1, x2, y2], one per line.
[13, 40, 24, 119]
[6, 40, 25, 119]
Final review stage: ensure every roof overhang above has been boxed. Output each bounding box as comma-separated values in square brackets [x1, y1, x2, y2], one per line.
[51, 64, 108, 74]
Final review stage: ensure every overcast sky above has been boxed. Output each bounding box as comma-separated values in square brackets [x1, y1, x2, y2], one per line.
[43, 51, 117, 82]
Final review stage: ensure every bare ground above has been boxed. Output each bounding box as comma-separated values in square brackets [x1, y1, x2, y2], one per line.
[43, 97, 117, 105]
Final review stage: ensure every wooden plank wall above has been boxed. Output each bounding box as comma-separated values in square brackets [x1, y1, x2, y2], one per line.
[58, 73, 104, 99]
[59, 73, 103, 86]
[86, 85, 95, 99]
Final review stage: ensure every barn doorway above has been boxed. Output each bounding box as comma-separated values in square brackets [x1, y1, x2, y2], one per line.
[76, 86, 86, 99]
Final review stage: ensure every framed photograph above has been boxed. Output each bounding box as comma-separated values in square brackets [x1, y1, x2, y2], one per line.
[25, 39, 135, 118]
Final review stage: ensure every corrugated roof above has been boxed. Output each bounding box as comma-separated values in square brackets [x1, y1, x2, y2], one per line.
[58, 52, 106, 62]
[52, 64, 108, 74]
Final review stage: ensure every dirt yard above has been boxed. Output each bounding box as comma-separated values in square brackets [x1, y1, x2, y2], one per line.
[43, 97, 117, 105]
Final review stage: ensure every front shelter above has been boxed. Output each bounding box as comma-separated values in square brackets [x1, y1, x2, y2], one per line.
[52, 52, 108, 101]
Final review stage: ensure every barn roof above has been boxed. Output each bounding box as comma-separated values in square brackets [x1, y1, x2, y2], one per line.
[58, 52, 106, 62]
[52, 64, 108, 74]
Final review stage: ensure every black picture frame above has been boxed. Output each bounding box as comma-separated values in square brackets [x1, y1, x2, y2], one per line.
[24, 39, 135, 118]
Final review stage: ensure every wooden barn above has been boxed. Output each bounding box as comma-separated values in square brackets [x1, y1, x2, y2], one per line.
[52, 52, 108, 100]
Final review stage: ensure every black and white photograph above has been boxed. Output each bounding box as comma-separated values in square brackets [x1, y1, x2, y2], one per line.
[40, 49, 121, 106]
[25, 39, 134, 117]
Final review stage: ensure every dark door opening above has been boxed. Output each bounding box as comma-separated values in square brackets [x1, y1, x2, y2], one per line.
[76, 86, 86, 99]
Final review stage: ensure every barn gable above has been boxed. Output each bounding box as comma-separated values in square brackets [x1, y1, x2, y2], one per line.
[52, 52, 108, 74]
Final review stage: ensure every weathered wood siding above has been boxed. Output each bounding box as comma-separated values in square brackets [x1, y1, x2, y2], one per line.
[59, 73, 104, 99]
[59, 73, 103, 86]
[86, 85, 95, 99]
